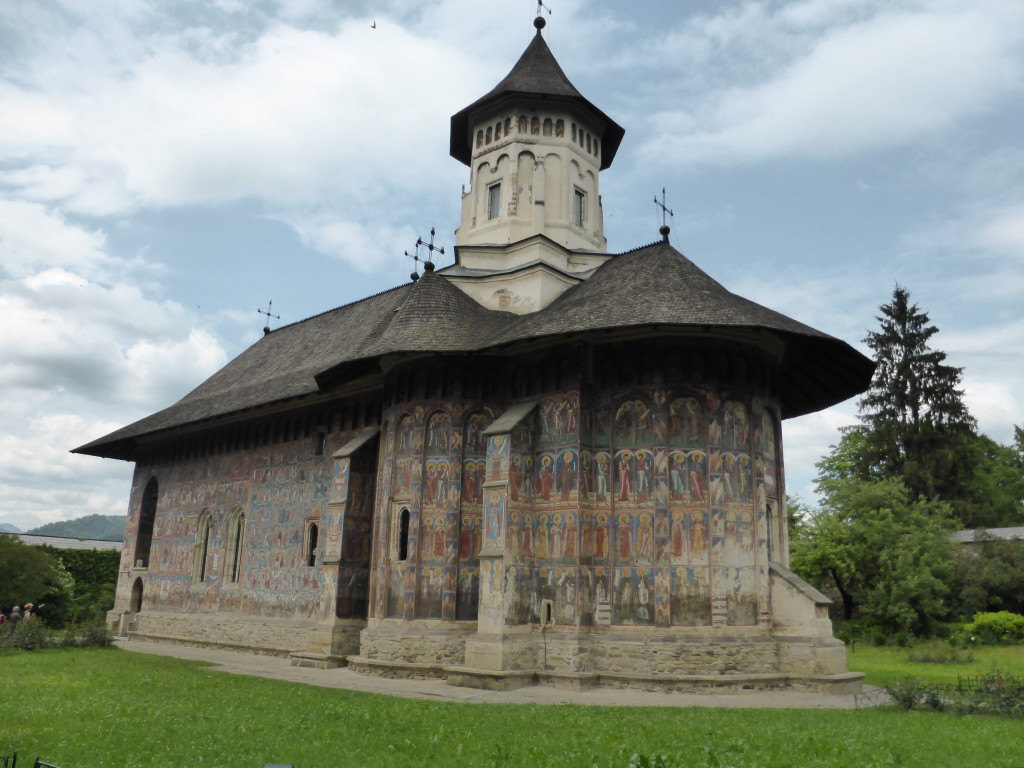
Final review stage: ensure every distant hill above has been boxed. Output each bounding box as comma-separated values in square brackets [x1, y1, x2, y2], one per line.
[27, 514, 126, 541]
[0, 522, 21, 534]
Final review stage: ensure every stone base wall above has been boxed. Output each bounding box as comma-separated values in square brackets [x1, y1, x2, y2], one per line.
[119, 611, 320, 656]
[356, 620, 476, 667]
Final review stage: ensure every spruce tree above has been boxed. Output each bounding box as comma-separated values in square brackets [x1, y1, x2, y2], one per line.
[857, 285, 978, 520]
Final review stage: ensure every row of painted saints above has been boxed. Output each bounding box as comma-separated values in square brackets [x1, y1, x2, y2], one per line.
[393, 447, 752, 507]
[500, 507, 756, 565]
[395, 396, 763, 456]
[390, 397, 770, 500]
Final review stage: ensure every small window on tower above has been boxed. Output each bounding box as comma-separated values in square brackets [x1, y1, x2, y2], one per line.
[574, 189, 586, 227]
[488, 183, 501, 220]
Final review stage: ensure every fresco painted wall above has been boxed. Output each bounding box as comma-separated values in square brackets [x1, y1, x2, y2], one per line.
[115, 419, 371, 626]
[374, 401, 496, 623]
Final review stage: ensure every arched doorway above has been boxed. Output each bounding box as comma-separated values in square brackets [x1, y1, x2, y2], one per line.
[129, 577, 144, 613]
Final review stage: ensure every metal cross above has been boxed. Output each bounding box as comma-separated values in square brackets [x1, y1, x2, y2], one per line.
[415, 227, 445, 273]
[404, 248, 421, 282]
[654, 187, 674, 228]
[537, 1, 552, 16]
[258, 300, 280, 333]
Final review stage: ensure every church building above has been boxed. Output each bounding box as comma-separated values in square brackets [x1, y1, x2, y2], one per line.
[76, 17, 873, 692]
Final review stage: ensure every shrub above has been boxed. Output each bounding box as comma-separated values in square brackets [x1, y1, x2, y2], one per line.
[2, 619, 53, 651]
[1, 619, 111, 651]
[960, 611, 1024, 645]
[885, 671, 1024, 718]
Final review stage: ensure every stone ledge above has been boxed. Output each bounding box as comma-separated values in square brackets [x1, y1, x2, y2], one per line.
[443, 666, 539, 691]
[439, 665, 864, 695]
[289, 652, 348, 669]
[346, 655, 449, 680]
[126, 631, 293, 658]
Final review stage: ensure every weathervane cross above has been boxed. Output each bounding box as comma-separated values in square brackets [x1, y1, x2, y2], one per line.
[536, 1, 552, 17]
[654, 187, 674, 228]
[415, 227, 446, 273]
[258, 300, 280, 333]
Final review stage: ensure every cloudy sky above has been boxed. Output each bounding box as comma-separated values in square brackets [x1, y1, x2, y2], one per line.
[2, 0, 1022, 532]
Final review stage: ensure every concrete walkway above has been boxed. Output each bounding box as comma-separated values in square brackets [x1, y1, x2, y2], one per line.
[115, 639, 875, 709]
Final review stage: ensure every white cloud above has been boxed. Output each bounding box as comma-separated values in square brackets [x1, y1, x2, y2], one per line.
[0, 200, 113, 279]
[979, 203, 1024, 254]
[643, 1, 1024, 165]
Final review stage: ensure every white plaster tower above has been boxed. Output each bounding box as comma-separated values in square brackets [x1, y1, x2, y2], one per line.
[445, 16, 626, 314]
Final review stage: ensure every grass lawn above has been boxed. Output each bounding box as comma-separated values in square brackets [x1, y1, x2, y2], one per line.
[1, 647, 1022, 768]
[847, 643, 1024, 687]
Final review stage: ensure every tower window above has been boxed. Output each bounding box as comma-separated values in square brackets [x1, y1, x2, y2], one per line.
[488, 183, 502, 220]
[574, 189, 586, 227]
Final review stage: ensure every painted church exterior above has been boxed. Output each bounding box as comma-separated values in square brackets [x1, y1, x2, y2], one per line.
[77, 18, 872, 692]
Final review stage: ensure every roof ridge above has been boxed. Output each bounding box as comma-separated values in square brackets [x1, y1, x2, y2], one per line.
[269, 280, 411, 334]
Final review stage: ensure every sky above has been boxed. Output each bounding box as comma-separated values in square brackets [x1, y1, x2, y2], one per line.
[2, 0, 1023, 532]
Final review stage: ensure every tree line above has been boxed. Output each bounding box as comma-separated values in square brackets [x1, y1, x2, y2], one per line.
[791, 286, 1024, 642]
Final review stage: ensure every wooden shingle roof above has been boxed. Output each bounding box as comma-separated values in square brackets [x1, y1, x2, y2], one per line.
[449, 26, 624, 170]
[73, 240, 872, 460]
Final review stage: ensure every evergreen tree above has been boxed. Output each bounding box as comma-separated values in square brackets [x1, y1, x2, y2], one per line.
[857, 285, 979, 521]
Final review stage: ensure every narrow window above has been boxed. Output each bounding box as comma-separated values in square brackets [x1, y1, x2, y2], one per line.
[315, 431, 326, 456]
[136, 477, 158, 568]
[543, 118, 552, 136]
[488, 183, 501, 220]
[307, 523, 319, 567]
[574, 189, 586, 227]
[518, 116, 528, 133]
[485, 126, 492, 144]
[193, 511, 211, 583]
[504, 117, 511, 135]
[398, 508, 410, 561]
[555, 119, 564, 137]
[476, 130, 483, 148]
[531, 117, 540, 135]
[224, 508, 245, 584]
[495, 121, 502, 139]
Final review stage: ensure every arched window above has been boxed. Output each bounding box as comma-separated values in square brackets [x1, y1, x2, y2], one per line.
[135, 477, 158, 568]
[398, 508, 410, 561]
[476, 130, 483, 148]
[518, 116, 528, 133]
[494, 121, 502, 139]
[504, 117, 511, 136]
[224, 507, 245, 584]
[485, 126, 492, 144]
[543, 118, 552, 136]
[306, 522, 319, 567]
[192, 510, 212, 583]
[571, 123, 577, 141]
[531, 117, 540, 135]
[555, 119, 564, 137]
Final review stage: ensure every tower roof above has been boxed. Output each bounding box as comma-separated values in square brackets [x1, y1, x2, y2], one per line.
[450, 25, 624, 170]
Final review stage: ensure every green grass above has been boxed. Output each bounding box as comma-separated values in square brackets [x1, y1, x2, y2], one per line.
[1, 647, 1023, 768]
[847, 643, 1024, 686]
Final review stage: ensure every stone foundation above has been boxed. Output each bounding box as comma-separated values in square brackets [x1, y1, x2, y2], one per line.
[112, 610, 343, 658]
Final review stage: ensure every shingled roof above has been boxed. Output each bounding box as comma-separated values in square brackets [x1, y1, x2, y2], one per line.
[73, 240, 872, 460]
[450, 24, 624, 169]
